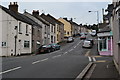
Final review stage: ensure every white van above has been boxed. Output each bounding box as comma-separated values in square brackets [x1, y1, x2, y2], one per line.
[91, 30, 96, 36]
[82, 40, 92, 48]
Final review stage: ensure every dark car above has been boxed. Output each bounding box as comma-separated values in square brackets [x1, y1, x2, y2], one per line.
[67, 37, 74, 43]
[49, 43, 61, 50]
[38, 45, 53, 53]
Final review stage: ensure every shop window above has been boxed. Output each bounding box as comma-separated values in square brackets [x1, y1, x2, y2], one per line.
[99, 37, 107, 51]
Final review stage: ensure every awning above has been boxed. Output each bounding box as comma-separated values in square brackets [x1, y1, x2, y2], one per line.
[97, 32, 112, 37]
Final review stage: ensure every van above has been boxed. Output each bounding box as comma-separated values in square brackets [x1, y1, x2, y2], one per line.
[91, 30, 96, 36]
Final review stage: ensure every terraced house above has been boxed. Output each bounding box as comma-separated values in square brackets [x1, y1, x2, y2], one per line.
[112, 0, 120, 75]
[40, 13, 56, 44]
[23, 10, 50, 53]
[0, 2, 34, 56]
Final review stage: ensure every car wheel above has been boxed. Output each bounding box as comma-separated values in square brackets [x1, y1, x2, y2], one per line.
[48, 50, 51, 53]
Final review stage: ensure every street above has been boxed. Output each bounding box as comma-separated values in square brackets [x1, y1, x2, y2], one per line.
[1, 34, 97, 79]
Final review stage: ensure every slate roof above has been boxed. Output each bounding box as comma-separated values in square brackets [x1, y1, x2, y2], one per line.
[1, 5, 41, 28]
[24, 11, 49, 26]
[40, 13, 55, 26]
[47, 14, 64, 25]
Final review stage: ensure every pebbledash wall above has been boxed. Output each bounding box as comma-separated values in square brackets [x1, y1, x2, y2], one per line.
[0, 7, 32, 56]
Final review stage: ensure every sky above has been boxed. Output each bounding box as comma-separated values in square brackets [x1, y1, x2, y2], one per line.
[1, 1, 112, 25]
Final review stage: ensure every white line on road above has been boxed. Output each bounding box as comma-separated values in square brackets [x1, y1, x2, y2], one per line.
[32, 60, 40, 64]
[88, 56, 92, 62]
[74, 46, 77, 48]
[69, 49, 74, 52]
[64, 52, 68, 54]
[92, 57, 96, 62]
[0, 66, 21, 74]
[52, 55, 61, 58]
[32, 58, 48, 64]
[41, 58, 48, 61]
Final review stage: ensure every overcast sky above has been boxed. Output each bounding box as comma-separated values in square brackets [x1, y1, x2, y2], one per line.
[1, 1, 112, 25]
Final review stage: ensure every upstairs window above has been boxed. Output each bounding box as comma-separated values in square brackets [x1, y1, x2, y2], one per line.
[19, 22, 22, 33]
[26, 25, 28, 34]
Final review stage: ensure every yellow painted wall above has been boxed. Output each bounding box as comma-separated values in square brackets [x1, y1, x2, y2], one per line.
[58, 18, 72, 37]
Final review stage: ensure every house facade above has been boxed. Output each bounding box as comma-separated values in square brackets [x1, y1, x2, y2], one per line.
[40, 13, 56, 44]
[0, 3, 32, 56]
[46, 14, 64, 43]
[58, 18, 72, 38]
[23, 11, 43, 54]
[112, 0, 120, 75]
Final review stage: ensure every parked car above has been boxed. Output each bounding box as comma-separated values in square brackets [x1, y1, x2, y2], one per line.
[91, 30, 96, 36]
[38, 45, 54, 53]
[87, 39, 94, 45]
[49, 43, 61, 50]
[80, 34, 86, 40]
[82, 40, 92, 48]
[85, 32, 88, 35]
[67, 37, 74, 43]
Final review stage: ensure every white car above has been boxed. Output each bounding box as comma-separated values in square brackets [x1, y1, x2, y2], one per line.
[82, 40, 92, 48]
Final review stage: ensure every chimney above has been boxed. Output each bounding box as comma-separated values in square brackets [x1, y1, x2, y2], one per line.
[9, 2, 18, 13]
[32, 10, 39, 16]
[63, 18, 67, 21]
[70, 18, 73, 22]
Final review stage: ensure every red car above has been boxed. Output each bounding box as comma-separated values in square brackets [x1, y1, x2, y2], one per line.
[80, 35, 86, 40]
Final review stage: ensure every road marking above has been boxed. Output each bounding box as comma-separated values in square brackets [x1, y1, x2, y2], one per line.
[92, 56, 102, 58]
[75, 62, 93, 79]
[84, 64, 96, 78]
[74, 46, 77, 48]
[92, 57, 96, 62]
[96, 60, 106, 63]
[52, 55, 61, 58]
[64, 52, 68, 54]
[32, 60, 40, 64]
[41, 58, 48, 61]
[85, 51, 90, 56]
[88, 56, 92, 62]
[69, 49, 73, 52]
[0, 66, 21, 74]
[32, 58, 48, 64]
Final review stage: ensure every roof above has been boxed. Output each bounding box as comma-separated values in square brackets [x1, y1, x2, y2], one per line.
[24, 11, 49, 26]
[47, 14, 64, 25]
[40, 13, 55, 26]
[1, 5, 41, 28]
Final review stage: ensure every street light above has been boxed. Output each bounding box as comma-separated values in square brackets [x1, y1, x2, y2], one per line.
[88, 10, 99, 31]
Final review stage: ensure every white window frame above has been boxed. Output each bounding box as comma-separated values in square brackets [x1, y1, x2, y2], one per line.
[24, 41, 30, 48]
[2, 42, 7, 47]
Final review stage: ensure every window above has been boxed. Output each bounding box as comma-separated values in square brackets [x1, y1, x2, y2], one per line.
[51, 25, 53, 32]
[2, 42, 6, 47]
[45, 26, 47, 34]
[19, 22, 22, 33]
[26, 25, 28, 34]
[32, 27, 34, 35]
[24, 41, 30, 48]
[64, 30, 66, 35]
[38, 29, 40, 37]
[99, 37, 107, 51]
[67, 32, 69, 35]
[57, 34, 59, 41]
[54, 26, 56, 33]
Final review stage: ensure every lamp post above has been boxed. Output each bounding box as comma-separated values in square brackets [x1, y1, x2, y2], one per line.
[88, 11, 99, 31]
